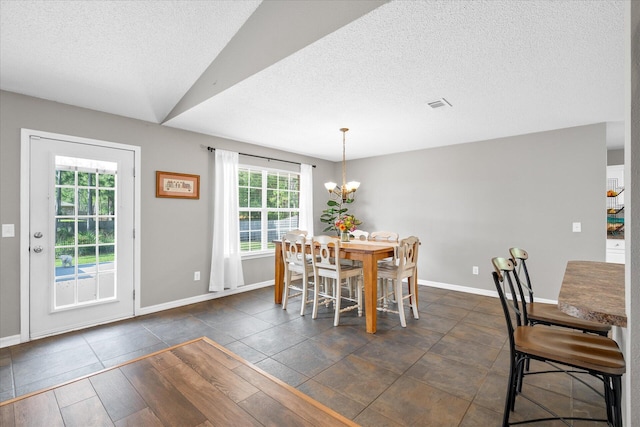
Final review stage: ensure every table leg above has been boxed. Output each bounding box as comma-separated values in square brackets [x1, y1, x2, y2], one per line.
[363, 253, 378, 333]
[274, 242, 284, 304]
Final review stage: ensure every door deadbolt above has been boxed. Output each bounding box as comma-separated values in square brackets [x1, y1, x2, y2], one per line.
[34, 232, 43, 238]
[33, 246, 43, 253]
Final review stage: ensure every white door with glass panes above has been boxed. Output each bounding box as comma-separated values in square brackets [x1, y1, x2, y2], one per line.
[28, 136, 135, 338]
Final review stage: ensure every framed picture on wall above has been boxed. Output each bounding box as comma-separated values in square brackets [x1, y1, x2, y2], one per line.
[156, 171, 200, 199]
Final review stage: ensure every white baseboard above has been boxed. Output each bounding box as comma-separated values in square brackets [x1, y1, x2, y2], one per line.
[418, 279, 557, 305]
[0, 334, 21, 349]
[137, 281, 273, 316]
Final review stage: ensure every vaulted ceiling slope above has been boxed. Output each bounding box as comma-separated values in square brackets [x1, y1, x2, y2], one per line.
[0, 0, 625, 161]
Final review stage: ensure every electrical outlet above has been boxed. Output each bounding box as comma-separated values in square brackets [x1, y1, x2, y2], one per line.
[572, 222, 581, 232]
[2, 224, 15, 238]
[194, 271, 200, 281]
[472, 266, 479, 275]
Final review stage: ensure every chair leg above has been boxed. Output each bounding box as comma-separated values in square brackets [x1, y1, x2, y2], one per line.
[334, 278, 341, 327]
[503, 354, 518, 426]
[410, 278, 419, 320]
[312, 274, 320, 319]
[357, 278, 363, 317]
[282, 270, 290, 310]
[396, 280, 407, 327]
[299, 275, 307, 316]
[612, 375, 623, 427]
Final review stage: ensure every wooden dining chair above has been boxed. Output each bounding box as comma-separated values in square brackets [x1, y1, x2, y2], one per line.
[311, 235, 363, 326]
[491, 257, 625, 427]
[376, 236, 420, 327]
[509, 248, 611, 336]
[369, 231, 399, 242]
[281, 232, 314, 315]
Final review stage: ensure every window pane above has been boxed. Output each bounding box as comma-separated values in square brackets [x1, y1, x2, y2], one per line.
[78, 273, 97, 303]
[278, 175, 288, 190]
[249, 188, 262, 208]
[55, 247, 75, 270]
[55, 188, 75, 215]
[98, 173, 115, 188]
[290, 176, 299, 191]
[56, 170, 75, 185]
[78, 189, 96, 215]
[98, 245, 115, 271]
[98, 218, 115, 243]
[98, 272, 115, 299]
[99, 189, 115, 215]
[56, 219, 75, 247]
[78, 222, 96, 244]
[267, 173, 277, 189]
[239, 187, 249, 208]
[78, 172, 97, 187]
[55, 278, 75, 308]
[249, 171, 262, 187]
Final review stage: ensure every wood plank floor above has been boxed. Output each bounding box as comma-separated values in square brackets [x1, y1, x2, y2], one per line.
[0, 337, 357, 427]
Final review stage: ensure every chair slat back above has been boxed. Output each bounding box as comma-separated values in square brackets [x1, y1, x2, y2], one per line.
[509, 247, 534, 302]
[350, 230, 369, 241]
[369, 231, 399, 242]
[312, 235, 341, 274]
[282, 232, 307, 268]
[397, 236, 419, 277]
[491, 257, 529, 327]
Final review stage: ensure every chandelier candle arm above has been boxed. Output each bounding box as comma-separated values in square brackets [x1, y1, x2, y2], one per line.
[325, 128, 359, 202]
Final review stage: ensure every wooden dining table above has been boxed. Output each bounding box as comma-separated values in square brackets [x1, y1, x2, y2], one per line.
[273, 239, 402, 333]
[557, 260, 627, 327]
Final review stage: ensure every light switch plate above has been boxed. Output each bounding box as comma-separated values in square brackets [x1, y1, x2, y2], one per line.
[2, 224, 15, 237]
[572, 222, 582, 232]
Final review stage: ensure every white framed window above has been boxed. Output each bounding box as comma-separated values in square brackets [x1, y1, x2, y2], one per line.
[239, 166, 300, 253]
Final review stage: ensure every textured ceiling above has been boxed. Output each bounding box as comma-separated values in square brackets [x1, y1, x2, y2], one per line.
[0, 0, 625, 161]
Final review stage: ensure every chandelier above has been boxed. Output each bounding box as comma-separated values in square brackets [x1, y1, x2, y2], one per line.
[324, 128, 360, 202]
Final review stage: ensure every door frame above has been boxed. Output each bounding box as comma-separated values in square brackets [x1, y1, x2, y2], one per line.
[20, 129, 141, 342]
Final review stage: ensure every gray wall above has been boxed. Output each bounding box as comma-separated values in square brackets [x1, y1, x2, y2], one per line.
[348, 124, 606, 299]
[0, 90, 333, 338]
[0, 90, 607, 340]
[608, 148, 625, 165]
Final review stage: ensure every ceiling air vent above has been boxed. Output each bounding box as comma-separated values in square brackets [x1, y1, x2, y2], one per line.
[427, 98, 452, 109]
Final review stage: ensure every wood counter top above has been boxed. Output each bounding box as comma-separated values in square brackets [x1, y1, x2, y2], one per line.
[558, 261, 626, 328]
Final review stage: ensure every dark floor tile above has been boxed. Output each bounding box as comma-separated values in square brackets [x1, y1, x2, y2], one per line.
[429, 334, 501, 369]
[406, 352, 489, 401]
[253, 357, 309, 388]
[12, 344, 100, 388]
[354, 407, 404, 426]
[472, 371, 509, 414]
[0, 359, 13, 394]
[15, 361, 104, 397]
[0, 388, 15, 402]
[271, 340, 344, 377]
[9, 332, 87, 363]
[437, 293, 482, 311]
[368, 375, 470, 426]
[412, 312, 459, 334]
[313, 355, 399, 406]
[82, 319, 148, 344]
[278, 315, 335, 338]
[90, 328, 163, 361]
[239, 325, 306, 356]
[101, 342, 169, 368]
[223, 341, 268, 364]
[223, 294, 277, 316]
[473, 299, 504, 317]
[462, 310, 505, 330]
[351, 339, 424, 375]
[445, 322, 507, 349]
[311, 325, 374, 357]
[459, 403, 503, 427]
[422, 302, 471, 321]
[252, 304, 303, 325]
[296, 379, 366, 420]
[214, 315, 273, 340]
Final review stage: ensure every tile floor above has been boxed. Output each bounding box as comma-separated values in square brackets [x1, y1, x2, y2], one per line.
[0, 286, 608, 426]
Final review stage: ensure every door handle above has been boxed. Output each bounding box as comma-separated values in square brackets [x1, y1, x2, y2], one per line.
[34, 232, 43, 238]
[33, 246, 43, 253]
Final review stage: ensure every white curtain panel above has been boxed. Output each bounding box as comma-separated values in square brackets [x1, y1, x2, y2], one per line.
[298, 163, 314, 236]
[209, 149, 245, 292]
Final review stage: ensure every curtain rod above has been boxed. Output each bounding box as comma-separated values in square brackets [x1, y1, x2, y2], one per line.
[203, 145, 316, 168]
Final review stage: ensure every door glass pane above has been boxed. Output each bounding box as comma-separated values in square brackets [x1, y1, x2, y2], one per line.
[55, 188, 75, 215]
[98, 218, 115, 243]
[99, 189, 115, 215]
[55, 219, 75, 247]
[98, 272, 115, 299]
[98, 245, 115, 271]
[53, 156, 118, 310]
[77, 189, 96, 215]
